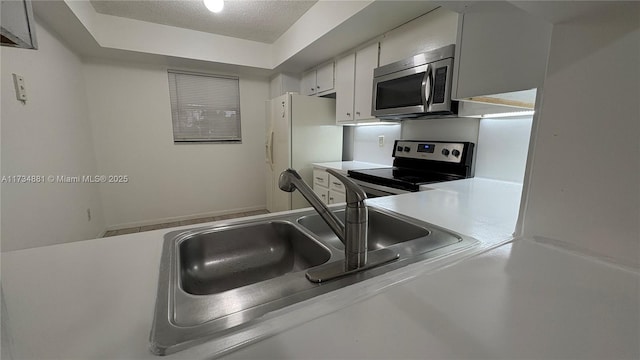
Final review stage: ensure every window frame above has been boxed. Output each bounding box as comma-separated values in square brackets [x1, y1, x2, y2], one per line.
[167, 70, 242, 144]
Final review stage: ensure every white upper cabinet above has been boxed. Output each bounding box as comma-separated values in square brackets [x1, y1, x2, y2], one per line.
[0, 0, 38, 49]
[335, 53, 356, 123]
[301, 70, 317, 96]
[315, 62, 335, 94]
[353, 42, 379, 122]
[301, 62, 335, 96]
[452, 1, 552, 100]
[335, 42, 380, 125]
[379, 8, 458, 66]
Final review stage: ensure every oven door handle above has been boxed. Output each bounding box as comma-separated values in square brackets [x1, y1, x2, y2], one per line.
[349, 178, 412, 196]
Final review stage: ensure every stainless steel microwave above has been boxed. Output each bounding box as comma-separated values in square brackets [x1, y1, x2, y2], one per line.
[372, 44, 457, 119]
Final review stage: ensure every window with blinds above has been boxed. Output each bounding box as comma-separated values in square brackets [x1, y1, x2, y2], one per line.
[168, 71, 241, 143]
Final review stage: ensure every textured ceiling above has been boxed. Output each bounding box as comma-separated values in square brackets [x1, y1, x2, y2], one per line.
[90, 0, 318, 43]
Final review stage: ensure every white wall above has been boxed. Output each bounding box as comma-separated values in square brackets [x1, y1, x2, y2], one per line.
[1, 21, 105, 251]
[401, 118, 479, 143]
[474, 117, 533, 183]
[352, 124, 401, 165]
[269, 73, 300, 99]
[521, 3, 639, 267]
[83, 60, 269, 229]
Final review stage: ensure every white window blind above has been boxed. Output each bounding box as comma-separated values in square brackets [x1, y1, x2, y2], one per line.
[168, 71, 241, 143]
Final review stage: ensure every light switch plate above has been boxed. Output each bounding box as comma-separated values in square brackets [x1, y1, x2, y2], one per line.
[12, 74, 27, 102]
[378, 135, 384, 147]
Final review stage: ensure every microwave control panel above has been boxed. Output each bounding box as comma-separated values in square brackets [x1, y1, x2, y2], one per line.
[393, 140, 466, 163]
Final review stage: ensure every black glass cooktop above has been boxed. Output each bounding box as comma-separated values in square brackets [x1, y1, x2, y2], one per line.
[348, 167, 465, 192]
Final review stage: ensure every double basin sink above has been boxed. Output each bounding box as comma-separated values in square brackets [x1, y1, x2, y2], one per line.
[150, 206, 478, 355]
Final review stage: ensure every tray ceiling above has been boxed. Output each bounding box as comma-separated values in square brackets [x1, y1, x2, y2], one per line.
[90, 0, 317, 43]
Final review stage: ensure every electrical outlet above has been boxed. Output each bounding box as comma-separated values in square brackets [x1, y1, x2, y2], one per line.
[12, 74, 27, 102]
[87, 208, 91, 222]
[378, 135, 384, 147]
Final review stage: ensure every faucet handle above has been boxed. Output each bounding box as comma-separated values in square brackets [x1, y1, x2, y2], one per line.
[326, 169, 367, 205]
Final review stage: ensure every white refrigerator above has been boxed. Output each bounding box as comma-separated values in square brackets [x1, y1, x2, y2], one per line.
[266, 93, 343, 212]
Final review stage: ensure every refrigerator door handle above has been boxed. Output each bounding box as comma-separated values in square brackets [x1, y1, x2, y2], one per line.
[266, 129, 275, 168]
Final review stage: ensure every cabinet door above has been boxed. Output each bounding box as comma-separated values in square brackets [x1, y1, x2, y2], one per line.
[314, 187, 330, 204]
[0, 0, 38, 49]
[316, 62, 335, 94]
[301, 70, 317, 96]
[354, 42, 379, 121]
[453, 1, 551, 99]
[328, 190, 346, 204]
[335, 53, 355, 124]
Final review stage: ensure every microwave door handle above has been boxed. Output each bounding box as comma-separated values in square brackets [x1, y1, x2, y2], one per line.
[421, 65, 432, 110]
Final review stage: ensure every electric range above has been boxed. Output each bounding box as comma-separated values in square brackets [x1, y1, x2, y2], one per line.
[348, 140, 475, 197]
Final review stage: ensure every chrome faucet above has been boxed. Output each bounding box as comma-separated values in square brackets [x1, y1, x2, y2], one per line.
[279, 168, 368, 270]
[279, 168, 398, 282]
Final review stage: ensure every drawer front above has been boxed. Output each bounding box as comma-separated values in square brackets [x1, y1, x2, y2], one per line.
[313, 169, 330, 188]
[329, 174, 345, 193]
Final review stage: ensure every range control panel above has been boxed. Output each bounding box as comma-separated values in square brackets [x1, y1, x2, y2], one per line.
[393, 140, 466, 163]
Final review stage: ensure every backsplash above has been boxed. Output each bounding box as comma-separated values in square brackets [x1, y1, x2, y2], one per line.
[351, 118, 479, 165]
[350, 117, 533, 184]
[474, 117, 533, 183]
[400, 118, 480, 142]
[352, 124, 402, 165]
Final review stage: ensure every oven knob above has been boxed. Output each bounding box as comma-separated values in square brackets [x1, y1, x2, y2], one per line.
[452, 149, 461, 157]
[397, 146, 403, 152]
[403, 146, 411, 152]
[441, 149, 450, 156]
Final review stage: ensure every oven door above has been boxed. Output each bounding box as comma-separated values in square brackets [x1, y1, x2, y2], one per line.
[349, 178, 411, 198]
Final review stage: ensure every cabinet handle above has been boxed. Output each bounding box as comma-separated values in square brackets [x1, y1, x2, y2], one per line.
[346, 112, 351, 116]
[315, 177, 324, 182]
[332, 182, 341, 187]
[356, 111, 361, 116]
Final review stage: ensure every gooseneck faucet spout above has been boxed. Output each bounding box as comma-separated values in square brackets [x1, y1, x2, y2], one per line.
[279, 169, 398, 283]
[279, 168, 347, 244]
[279, 168, 369, 270]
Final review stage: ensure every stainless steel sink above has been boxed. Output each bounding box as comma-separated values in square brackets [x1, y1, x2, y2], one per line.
[150, 207, 478, 355]
[179, 221, 330, 295]
[297, 207, 431, 250]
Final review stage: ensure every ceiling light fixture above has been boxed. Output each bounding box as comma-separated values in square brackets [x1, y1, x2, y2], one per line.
[203, 0, 224, 13]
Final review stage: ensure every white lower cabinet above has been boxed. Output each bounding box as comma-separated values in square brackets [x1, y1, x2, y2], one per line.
[328, 188, 346, 204]
[313, 168, 346, 205]
[314, 187, 330, 204]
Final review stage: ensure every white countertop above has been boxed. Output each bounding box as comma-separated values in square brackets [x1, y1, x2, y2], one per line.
[370, 178, 524, 248]
[226, 237, 639, 360]
[312, 161, 389, 173]
[2, 178, 638, 359]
